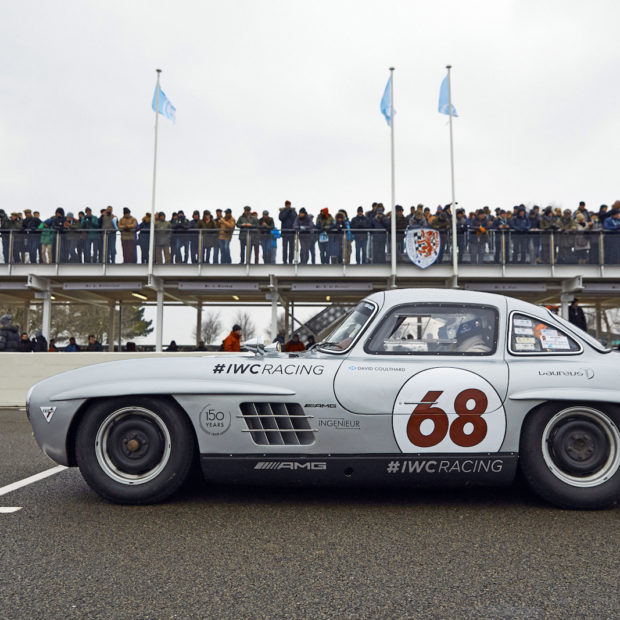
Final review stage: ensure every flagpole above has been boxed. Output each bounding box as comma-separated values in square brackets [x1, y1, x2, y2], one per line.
[446, 65, 458, 285]
[389, 67, 396, 282]
[148, 69, 161, 277]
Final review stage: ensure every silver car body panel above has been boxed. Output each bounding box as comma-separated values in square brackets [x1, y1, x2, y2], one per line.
[26, 288, 616, 476]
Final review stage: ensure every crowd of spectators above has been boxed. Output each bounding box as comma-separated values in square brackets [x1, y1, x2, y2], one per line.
[1, 199, 619, 266]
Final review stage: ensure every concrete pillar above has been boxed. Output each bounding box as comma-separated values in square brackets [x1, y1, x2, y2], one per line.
[196, 303, 202, 347]
[595, 302, 602, 340]
[560, 294, 571, 321]
[108, 303, 116, 351]
[270, 295, 278, 341]
[155, 288, 164, 352]
[24, 303, 30, 334]
[41, 294, 52, 341]
[284, 300, 290, 338]
[118, 302, 123, 352]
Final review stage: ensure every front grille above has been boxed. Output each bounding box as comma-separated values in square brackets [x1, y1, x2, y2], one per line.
[239, 402, 316, 446]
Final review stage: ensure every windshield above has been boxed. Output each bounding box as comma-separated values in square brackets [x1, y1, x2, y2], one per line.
[319, 300, 376, 352]
[549, 310, 611, 353]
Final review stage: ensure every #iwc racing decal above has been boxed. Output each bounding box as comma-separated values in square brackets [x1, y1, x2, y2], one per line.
[393, 368, 506, 453]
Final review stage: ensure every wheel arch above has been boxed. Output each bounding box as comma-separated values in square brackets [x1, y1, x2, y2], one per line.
[65, 394, 198, 467]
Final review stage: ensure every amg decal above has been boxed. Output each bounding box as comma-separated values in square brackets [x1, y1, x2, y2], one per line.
[254, 462, 327, 471]
[386, 459, 504, 474]
[304, 404, 337, 408]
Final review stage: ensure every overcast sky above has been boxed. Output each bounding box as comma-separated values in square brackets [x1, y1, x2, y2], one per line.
[4, 0, 620, 220]
[4, 1, 620, 344]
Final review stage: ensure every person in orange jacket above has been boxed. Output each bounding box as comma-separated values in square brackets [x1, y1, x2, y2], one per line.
[284, 333, 305, 352]
[222, 324, 242, 352]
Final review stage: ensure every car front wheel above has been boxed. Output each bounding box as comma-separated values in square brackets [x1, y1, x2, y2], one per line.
[520, 403, 620, 509]
[75, 397, 195, 504]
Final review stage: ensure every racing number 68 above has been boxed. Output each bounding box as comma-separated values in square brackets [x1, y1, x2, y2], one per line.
[406, 389, 488, 448]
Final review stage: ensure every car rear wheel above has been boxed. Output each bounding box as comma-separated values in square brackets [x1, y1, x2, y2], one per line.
[520, 403, 620, 509]
[75, 397, 195, 504]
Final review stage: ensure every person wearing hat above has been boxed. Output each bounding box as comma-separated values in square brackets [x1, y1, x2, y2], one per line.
[539, 206, 560, 264]
[237, 206, 258, 264]
[80, 206, 100, 263]
[154, 211, 171, 264]
[171, 209, 190, 264]
[279, 200, 297, 264]
[62, 212, 81, 263]
[603, 207, 620, 264]
[393, 205, 408, 263]
[284, 332, 305, 353]
[371, 205, 388, 264]
[557, 209, 577, 264]
[7, 211, 23, 264]
[137, 212, 151, 264]
[118, 207, 138, 263]
[258, 209, 275, 264]
[293, 207, 315, 264]
[195, 210, 218, 264]
[315, 208, 333, 264]
[222, 323, 242, 352]
[509, 205, 530, 264]
[350, 207, 370, 264]
[21, 209, 38, 264]
[218, 209, 235, 264]
[99, 205, 118, 264]
[568, 298, 587, 332]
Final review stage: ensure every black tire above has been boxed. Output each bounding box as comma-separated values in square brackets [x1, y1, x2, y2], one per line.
[75, 396, 195, 504]
[519, 402, 620, 509]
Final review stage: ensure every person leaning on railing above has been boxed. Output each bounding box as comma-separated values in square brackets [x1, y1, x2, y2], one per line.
[154, 211, 171, 264]
[603, 207, 620, 264]
[257, 210, 275, 264]
[218, 208, 235, 264]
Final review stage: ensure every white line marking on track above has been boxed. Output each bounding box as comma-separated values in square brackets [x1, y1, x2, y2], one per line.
[0, 465, 68, 497]
[0, 507, 22, 513]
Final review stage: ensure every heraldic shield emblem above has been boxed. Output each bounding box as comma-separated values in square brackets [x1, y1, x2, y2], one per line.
[405, 228, 441, 269]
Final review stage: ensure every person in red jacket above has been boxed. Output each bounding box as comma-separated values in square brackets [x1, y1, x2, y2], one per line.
[222, 324, 242, 352]
[284, 333, 305, 353]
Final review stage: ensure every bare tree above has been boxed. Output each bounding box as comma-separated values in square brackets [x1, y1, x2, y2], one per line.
[264, 312, 286, 340]
[194, 311, 223, 344]
[232, 310, 256, 340]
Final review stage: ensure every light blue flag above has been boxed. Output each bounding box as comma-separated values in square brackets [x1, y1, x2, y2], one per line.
[380, 75, 393, 126]
[152, 83, 176, 123]
[438, 74, 457, 117]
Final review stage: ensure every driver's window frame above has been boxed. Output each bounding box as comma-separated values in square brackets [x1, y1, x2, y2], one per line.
[317, 300, 379, 356]
[363, 302, 500, 356]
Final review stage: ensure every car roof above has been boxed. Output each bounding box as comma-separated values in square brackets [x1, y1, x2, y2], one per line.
[364, 288, 510, 310]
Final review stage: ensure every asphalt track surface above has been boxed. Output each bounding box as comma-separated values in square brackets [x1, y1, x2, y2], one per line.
[1, 409, 618, 620]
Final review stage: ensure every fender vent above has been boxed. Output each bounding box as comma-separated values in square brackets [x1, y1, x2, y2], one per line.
[239, 402, 316, 446]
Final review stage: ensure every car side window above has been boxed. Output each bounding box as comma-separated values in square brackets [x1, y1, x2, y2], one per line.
[509, 313, 581, 354]
[365, 304, 498, 356]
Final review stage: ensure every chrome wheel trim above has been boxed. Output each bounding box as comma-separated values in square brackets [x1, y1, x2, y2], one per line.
[95, 407, 172, 486]
[541, 406, 620, 488]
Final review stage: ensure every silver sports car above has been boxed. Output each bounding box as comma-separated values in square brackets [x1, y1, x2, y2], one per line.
[26, 289, 620, 508]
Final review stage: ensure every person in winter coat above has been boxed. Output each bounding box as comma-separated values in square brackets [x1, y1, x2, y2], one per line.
[197, 211, 220, 264]
[371, 207, 388, 264]
[284, 333, 305, 352]
[509, 206, 530, 263]
[17, 332, 33, 352]
[279, 200, 297, 264]
[328, 212, 347, 264]
[236, 206, 258, 264]
[350, 207, 370, 264]
[80, 207, 100, 263]
[218, 209, 236, 264]
[137, 214, 151, 264]
[154, 212, 172, 264]
[257, 210, 275, 264]
[32, 330, 48, 352]
[469, 211, 489, 265]
[171, 210, 191, 263]
[558, 209, 577, 264]
[222, 324, 242, 352]
[315, 208, 334, 264]
[293, 208, 315, 264]
[603, 208, 620, 264]
[0, 315, 19, 352]
[568, 298, 587, 332]
[118, 208, 137, 263]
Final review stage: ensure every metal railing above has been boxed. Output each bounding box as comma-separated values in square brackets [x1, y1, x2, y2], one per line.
[0, 228, 616, 267]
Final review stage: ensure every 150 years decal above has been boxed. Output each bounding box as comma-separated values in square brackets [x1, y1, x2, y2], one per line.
[393, 368, 506, 453]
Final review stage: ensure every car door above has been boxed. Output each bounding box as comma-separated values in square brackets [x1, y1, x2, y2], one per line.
[333, 300, 509, 454]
